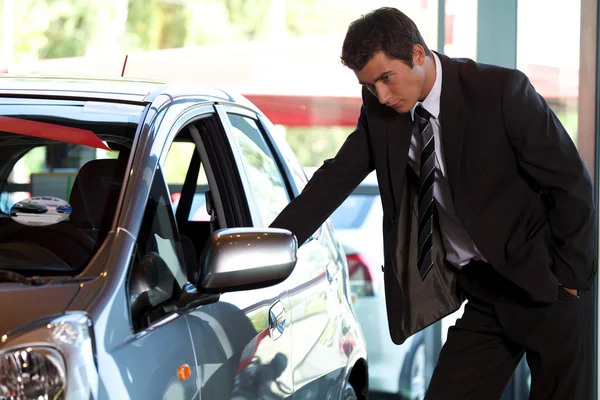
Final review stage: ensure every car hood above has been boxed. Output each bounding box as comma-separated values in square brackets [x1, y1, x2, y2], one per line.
[0, 281, 81, 336]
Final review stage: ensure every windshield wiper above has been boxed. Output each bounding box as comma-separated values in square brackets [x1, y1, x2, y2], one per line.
[0, 270, 43, 286]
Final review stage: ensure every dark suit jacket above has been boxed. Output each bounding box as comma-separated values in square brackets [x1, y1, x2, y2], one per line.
[270, 52, 596, 344]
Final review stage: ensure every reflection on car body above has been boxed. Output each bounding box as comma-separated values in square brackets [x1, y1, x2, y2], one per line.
[0, 77, 368, 400]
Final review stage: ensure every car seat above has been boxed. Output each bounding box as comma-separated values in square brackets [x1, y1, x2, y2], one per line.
[68, 158, 123, 243]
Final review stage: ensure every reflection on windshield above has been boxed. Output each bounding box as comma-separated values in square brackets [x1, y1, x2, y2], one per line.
[0, 116, 111, 150]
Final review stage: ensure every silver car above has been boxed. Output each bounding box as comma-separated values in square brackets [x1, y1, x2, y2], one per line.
[0, 77, 367, 399]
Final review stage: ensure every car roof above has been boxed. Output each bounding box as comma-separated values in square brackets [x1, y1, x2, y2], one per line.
[0, 76, 258, 110]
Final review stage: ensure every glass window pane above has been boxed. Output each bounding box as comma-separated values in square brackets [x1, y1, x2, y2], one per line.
[0, 98, 141, 274]
[517, 0, 580, 144]
[137, 167, 187, 290]
[443, 0, 478, 59]
[162, 141, 210, 222]
[227, 114, 290, 227]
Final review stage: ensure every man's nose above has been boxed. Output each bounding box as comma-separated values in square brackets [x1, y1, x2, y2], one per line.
[376, 85, 391, 105]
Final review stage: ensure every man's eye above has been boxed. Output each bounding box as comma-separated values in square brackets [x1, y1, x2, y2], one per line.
[383, 74, 392, 82]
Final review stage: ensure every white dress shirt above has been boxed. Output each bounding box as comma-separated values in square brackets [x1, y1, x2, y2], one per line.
[408, 52, 486, 267]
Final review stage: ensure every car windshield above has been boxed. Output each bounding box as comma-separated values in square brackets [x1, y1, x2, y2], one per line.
[0, 97, 145, 276]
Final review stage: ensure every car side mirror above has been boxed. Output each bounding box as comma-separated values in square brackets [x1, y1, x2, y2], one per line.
[198, 227, 297, 293]
[129, 252, 174, 317]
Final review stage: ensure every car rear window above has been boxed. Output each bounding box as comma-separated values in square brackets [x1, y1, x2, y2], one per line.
[330, 194, 376, 230]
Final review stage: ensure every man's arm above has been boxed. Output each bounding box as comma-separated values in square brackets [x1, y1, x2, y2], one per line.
[502, 69, 596, 290]
[270, 95, 375, 245]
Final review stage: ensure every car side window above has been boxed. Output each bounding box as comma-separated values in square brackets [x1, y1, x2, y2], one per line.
[264, 118, 309, 195]
[163, 141, 211, 222]
[226, 113, 290, 227]
[130, 167, 187, 330]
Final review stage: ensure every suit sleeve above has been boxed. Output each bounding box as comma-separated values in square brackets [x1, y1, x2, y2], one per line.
[501, 69, 596, 289]
[270, 92, 375, 245]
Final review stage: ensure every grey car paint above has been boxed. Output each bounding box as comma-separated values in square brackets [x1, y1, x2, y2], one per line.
[0, 283, 81, 334]
[0, 78, 368, 400]
[199, 228, 298, 292]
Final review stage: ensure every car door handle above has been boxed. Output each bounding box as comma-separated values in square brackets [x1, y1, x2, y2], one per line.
[269, 300, 286, 340]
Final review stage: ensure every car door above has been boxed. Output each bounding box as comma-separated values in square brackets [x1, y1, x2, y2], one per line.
[258, 115, 351, 399]
[172, 105, 294, 399]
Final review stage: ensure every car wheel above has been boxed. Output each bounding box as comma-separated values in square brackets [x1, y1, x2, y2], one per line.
[399, 337, 427, 400]
[343, 382, 358, 400]
[408, 342, 426, 400]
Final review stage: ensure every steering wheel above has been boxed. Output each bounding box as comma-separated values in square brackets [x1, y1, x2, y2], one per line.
[0, 221, 96, 255]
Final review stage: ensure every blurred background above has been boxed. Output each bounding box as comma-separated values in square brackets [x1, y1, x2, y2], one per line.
[0, 0, 581, 169]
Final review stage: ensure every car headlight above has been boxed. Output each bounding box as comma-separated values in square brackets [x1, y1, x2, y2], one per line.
[0, 313, 98, 400]
[0, 347, 65, 399]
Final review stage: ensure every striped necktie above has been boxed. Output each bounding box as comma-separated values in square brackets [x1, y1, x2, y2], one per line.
[415, 105, 435, 280]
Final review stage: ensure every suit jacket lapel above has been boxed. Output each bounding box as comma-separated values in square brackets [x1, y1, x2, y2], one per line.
[437, 52, 468, 199]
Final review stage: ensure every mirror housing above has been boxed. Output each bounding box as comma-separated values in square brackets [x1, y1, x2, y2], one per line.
[129, 252, 174, 317]
[198, 227, 297, 293]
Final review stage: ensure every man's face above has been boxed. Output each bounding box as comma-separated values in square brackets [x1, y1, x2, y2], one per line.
[354, 47, 427, 114]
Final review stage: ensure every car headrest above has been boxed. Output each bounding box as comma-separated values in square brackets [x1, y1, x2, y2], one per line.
[68, 159, 123, 231]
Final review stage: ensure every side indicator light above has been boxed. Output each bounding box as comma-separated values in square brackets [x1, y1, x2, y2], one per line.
[178, 364, 192, 381]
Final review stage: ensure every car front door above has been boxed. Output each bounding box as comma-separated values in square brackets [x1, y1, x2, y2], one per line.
[167, 105, 294, 399]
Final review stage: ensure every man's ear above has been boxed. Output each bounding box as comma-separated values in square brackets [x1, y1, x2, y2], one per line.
[412, 44, 426, 66]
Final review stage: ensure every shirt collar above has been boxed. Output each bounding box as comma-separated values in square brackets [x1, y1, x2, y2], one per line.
[410, 52, 442, 121]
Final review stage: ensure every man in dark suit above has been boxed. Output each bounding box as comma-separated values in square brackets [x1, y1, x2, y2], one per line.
[270, 7, 596, 399]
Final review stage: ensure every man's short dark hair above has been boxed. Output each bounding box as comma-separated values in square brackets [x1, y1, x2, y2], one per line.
[341, 7, 432, 71]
